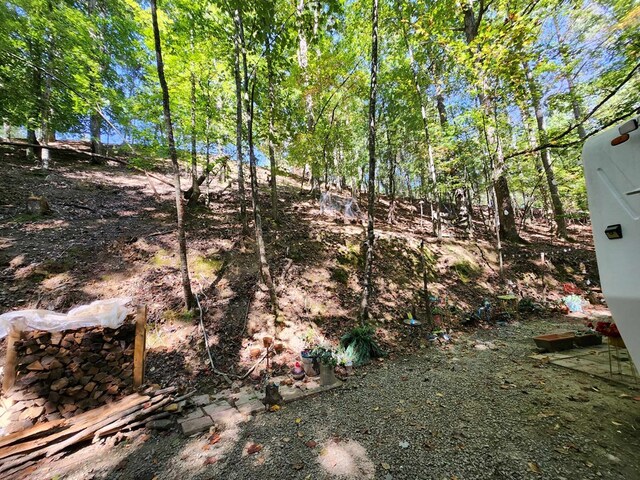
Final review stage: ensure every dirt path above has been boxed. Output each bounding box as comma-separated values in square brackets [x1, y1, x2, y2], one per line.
[28, 318, 639, 480]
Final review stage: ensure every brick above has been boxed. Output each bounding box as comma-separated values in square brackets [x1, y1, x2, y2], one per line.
[237, 399, 264, 416]
[180, 415, 214, 436]
[191, 394, 211, 406]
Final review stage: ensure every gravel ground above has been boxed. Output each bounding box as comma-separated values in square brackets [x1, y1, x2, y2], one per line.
[29, 319, 640, 480]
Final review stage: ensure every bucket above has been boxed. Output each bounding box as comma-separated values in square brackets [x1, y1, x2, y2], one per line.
[320, 363, 337, 386]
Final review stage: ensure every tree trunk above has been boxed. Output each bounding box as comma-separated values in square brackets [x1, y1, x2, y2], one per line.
[266, 36, 278, 220]
[150, 0, 194, 311]
[386, 128, 396, 224]
[360, 0, 379, 323]
[90, 113, 102, 157]
[553, 17, 587, 140]
[402, 27, 440, 239]
[232, 10, 248, 235]
[518, 101, 551, 224]
[524, 62, 567, 238]
[463, 2, 520, 243]
[187, 71, 200, 207]
[237, 7, 278, 315]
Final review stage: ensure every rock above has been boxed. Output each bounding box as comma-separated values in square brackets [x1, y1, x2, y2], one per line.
[180, 415, 214, 436]
[192, 394, 211, 406]
[147, 419, 173, 430]
[26, 196, 51, 215]
[237, 399, 264, 416]
[474, 344, 488, 351]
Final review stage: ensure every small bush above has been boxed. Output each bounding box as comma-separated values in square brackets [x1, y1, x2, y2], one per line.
[331, 266, 350, 284]
[451, 260, 480, 283]
[340, 325, 384, 366]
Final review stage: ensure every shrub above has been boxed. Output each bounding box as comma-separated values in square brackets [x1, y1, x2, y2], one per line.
[340, 325, 384, 366]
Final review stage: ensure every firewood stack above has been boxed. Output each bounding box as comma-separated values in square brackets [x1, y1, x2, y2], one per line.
[0, 387, 189, 479]
[0, 323, 136, 433]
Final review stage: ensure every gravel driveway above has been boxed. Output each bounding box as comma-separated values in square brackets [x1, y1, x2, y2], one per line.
[32, 319, 640, 480]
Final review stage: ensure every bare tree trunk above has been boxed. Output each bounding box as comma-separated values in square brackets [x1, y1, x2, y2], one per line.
[360, 0, 379, 322]
[553, 17, 587, 140]
[232, 9, 248, 235]
[237, 7, 279, 315]
[187, 71, 200, 207]
[524, 62, 567, 238]
[266, 36, 278, 220]
[463, 2, 520, 243]
[402, 29, 440, 239]
[385, 128, 396, 224]
[150, 0, 194, 310]
[518, 101, 551, 223]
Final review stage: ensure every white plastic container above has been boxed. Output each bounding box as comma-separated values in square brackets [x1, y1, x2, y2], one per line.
[582, 114, 640, 366]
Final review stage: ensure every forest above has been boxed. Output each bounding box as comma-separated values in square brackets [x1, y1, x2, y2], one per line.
[0, 1, 639, 479]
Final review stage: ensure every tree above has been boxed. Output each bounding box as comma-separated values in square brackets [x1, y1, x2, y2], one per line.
[150, 0, 195, 310]
[360, 0, 379, 322]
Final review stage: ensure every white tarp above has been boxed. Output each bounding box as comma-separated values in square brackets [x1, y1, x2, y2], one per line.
[0, 298, 132, 339]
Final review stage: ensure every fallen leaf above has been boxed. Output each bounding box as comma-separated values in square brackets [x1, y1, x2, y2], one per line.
[373, 407, 380, 411]
[293, 463, 304, 471]
[305, 440, 317, 448]
[270, 404, 281, 412]
[204, 457, 217, 466]
[209, 433, 221, 445]
[611, 421, 623, 426]
[528, 462, 541, 473]
[634, 396, 640, 402]
[381, 462, 390, 470]
[247, 444, 263, 455]
[295, 418, 302, 424]
[297, 431, 304, 437]
[436, 392, 444, 397]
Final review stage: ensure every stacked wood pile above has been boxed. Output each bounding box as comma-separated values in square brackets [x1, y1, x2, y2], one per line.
[0, 387, 188, 478]
[0, 324, 136, 433]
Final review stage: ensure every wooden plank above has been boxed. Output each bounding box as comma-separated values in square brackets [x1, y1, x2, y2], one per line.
[0, 394, 150, 462]
[0, 419, 66, 449]
[2, 330, 21, 393]
[133, 305, 147, 389]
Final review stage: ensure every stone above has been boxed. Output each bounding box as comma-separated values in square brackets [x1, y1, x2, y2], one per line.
[183, 408, 205, 421]
[237, 399, 264, 416]
[474, 344, 488, 351]
[191, 394, 211, 407]
[180, 415, 214, 436]
[147, 419, 173, 430]
[202, 402, 233, 418]
[280, 386, 304, 403]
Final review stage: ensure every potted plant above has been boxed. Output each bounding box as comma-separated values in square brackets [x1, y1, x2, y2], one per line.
[314, 346, 338, 386]
[334, 346, 355, 375]
[431, 306, 444, 326]
[300, 327, 320, 376]
[595, 320, 624, 348]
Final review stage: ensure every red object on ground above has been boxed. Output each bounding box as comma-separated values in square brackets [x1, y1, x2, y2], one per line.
[563, 283, 583, 294]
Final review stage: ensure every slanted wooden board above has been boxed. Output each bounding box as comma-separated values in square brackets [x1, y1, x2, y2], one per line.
[0, 393, 150, 464]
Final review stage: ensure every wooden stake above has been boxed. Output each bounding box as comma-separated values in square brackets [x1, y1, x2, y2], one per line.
[2, 329, 21, 393]
[133, 305, 147, 389]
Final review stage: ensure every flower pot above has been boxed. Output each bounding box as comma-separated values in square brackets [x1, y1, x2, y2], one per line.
[608, 336, 626, 348]
[300, 350, 319, 376]
[320, 363, 337, 386]
[574, 333, 602, 348]
[533, 332, 575, 352]
[345, 362, 353, 375]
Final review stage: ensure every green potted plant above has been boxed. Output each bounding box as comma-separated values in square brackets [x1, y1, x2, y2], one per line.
[300, 327, 320, 376]
[313, 346, 338, 386]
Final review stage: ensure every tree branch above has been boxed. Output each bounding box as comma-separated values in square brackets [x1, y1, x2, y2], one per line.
[505, 61, 640, 160]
